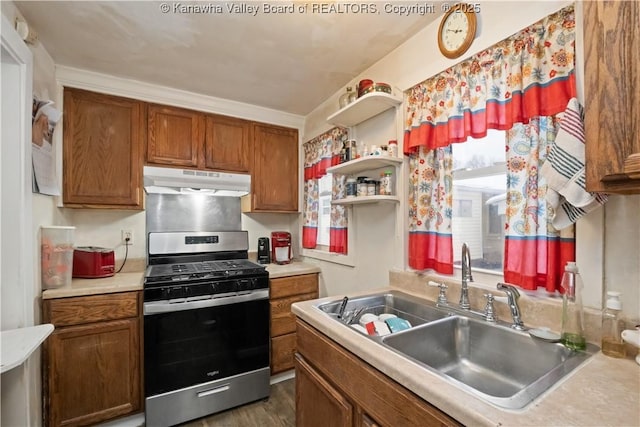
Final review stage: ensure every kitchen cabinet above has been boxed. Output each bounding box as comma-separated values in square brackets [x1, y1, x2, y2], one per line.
[147, 104, 204, 168]
[584, 1, 640, 194]
[63, 88, 144, 209]
[295, 320, 462, 427]
[42, 292, 142, 427]
[204, 114, 251, 172]
[242, 123, 299, 212]
[270, 274, 318, 374]
[327, 156, 403, 206]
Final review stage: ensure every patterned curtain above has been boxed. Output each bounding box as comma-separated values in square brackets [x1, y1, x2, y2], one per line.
[403, 5, 576, 281]
[504, 118, 575, 292]
[302, 127, 349, 253]
[404, 5, 576, 153]
[408, 146, 454, 273]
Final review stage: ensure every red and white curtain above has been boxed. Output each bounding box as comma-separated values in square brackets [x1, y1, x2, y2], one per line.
[302, 127, 349, 254]
[404, 5, 576, 291]
[408, 146, 454, 274]
[504, 118, 575, 292]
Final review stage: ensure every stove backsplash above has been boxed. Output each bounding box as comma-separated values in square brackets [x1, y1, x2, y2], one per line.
[146, 194, 242, 234]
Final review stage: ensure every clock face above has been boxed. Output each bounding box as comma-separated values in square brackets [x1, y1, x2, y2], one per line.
[442, 10, 469, 52]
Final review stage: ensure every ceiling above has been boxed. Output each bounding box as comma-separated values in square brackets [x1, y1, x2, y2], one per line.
[16, 1, 442, 116]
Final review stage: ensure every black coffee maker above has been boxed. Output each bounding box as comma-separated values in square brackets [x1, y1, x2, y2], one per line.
[257, 237, 270, 264]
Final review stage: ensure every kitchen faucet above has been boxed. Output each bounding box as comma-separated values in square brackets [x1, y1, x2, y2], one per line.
[497, 283, 525, 330]
[460, 243, 473, 310]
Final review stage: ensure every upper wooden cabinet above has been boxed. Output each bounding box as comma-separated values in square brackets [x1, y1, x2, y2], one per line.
[204, 114, 251, 172]
[147, 104, 204, 168]
[584, 1, 640, 194]
[243, 123, 299, 212]
[63, 88, 144, 209]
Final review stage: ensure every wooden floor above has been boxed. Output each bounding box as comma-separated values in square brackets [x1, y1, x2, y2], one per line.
[180, 379, 295, 427]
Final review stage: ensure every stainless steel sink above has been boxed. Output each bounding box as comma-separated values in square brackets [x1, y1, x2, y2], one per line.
[381, 315, 598, 409]
[315, 290, 449, 328]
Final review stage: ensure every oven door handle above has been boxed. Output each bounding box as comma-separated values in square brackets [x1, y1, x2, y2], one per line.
[143, 289, 269, 315]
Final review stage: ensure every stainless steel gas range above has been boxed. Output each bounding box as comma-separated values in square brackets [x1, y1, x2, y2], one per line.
[143, 231, 270, 427]
[142, 186, 270, 427]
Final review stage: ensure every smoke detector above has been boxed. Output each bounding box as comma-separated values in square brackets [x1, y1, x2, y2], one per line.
[15, 18, 38, 45]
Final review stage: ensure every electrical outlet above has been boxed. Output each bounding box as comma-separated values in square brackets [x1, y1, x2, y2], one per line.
[121, 229, 133, 245]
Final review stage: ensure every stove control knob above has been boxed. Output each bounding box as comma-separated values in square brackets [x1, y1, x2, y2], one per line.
[238, 279, 250, 291]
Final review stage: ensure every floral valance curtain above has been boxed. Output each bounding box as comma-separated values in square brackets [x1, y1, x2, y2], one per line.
[302, 127, 348, 253]
[404, 5, 577, 153]
[406, 5, 577, 287]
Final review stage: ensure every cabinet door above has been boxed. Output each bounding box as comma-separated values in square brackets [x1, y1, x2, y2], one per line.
[295, 354, 353, 427]
[271, 292, 318, 337]
[584, 1, 640, 193]
[63, 88, 143, 209]
[204, 114, 251, 172]
[46, 319, 141, 427]
[272, 333, 297, 374]
[147, 104, 203, 167]
[249, 124, 299, 211]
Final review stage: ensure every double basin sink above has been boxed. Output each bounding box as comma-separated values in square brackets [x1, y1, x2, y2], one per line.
[315, 290, 597, 410]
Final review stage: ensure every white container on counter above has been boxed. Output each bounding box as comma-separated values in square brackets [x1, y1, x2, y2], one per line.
[41, 226, 75, 289]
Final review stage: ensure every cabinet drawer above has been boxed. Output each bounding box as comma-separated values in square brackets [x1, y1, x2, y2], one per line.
[271, 333, 297, 374]
[270, 274, 318, 299]
[271, 292, 318, 337]
[44, 292, 140, 327]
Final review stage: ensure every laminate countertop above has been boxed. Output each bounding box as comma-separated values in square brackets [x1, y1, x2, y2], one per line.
[292, 287, 640, 427]
[41, 261, 320, 299]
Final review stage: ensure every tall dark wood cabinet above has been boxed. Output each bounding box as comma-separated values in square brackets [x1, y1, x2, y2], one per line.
[584, 1, 640, 194]
[63, 88, 144, 209]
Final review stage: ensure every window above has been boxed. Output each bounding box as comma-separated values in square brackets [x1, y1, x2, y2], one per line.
[452, 130, 506, 273]
[316, 173, 332, 248]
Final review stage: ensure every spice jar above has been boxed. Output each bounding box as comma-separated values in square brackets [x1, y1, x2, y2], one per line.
[357, 177, 368, 197]
[380, 170, 393, 195]
[366, 179, 376, 196]
[388, 140, 398, 157]
[346, 178, 357, 198]
[339, 87, 354, 109]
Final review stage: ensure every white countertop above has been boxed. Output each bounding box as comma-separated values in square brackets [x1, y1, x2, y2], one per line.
[292, 287, 640, 427]
[1, 324, 54, 373]
[42, 271, 144, 299]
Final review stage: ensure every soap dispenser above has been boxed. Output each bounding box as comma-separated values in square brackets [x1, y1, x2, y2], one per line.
[560, 262, 586, 351]
[601, 291, 626, 358]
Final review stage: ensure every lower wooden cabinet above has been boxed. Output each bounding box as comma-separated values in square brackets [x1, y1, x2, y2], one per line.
[42, 292, 142, 427]
[295, 320, 462, 427]
[269, 273, 318, 374]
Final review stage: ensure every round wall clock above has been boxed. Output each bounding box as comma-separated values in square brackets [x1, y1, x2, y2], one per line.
[437, 3, 478, 59]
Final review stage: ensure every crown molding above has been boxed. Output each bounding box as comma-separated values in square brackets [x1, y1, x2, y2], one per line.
[55, 65, 305, 130]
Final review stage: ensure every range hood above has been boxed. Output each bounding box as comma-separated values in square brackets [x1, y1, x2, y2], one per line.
[143, 166, 250, 196]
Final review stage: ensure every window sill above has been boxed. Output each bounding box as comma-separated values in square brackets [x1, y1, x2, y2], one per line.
[301, 248, 355, 267]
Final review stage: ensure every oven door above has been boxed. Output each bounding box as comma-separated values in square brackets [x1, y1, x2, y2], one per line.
[143, 290, 270, 397]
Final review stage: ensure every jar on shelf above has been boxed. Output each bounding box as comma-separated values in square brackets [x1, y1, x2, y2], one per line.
[339, 87, 354, 109]
[366, 179, 376, 196]
[346, 178, 357, 198]
[380, 170, 393, 195]
[357, 177, 368, 197]
[388, 140, 398, 157]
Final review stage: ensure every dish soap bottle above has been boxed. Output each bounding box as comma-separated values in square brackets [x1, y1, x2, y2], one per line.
[560, 262, 586, 350]
[601, 291, 626, 358]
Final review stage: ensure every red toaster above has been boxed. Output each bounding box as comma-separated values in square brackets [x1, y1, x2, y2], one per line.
[73, 246, 115, 278]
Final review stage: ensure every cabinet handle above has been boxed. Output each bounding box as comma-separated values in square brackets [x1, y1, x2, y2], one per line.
[197, 384, 230, 398]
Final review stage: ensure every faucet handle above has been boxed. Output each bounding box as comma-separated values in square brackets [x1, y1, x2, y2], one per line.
[428, 281, 448, 305]
[483, 293, 496, 322]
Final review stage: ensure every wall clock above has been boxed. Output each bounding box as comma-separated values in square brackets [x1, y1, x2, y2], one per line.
[437, 3, 478, 59]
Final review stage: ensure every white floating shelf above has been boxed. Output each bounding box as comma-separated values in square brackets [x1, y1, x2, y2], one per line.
[331, 195, 400, 205]
[327, 92, 402, 127]
[1, 324, 54, 374]
[327, 156, 403, 176]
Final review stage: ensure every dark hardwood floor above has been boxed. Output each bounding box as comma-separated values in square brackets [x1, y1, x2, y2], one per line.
[181, 379, 295, 427]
